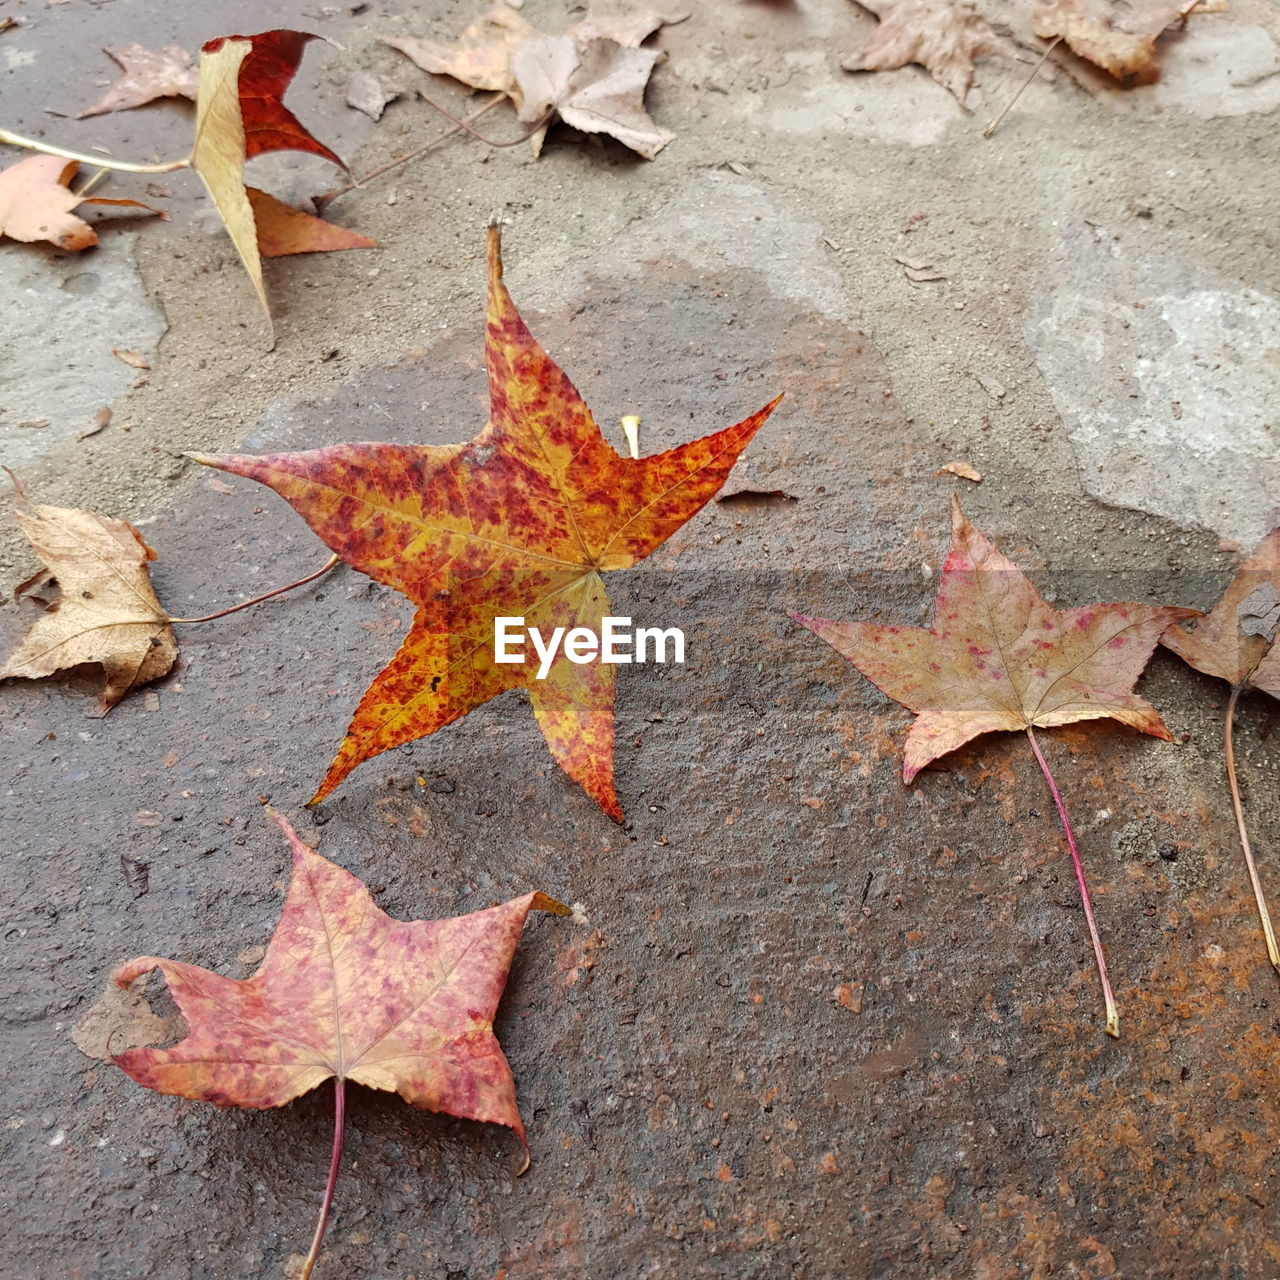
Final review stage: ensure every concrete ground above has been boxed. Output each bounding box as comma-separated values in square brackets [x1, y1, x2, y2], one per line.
[2, 1, 1279, 1276]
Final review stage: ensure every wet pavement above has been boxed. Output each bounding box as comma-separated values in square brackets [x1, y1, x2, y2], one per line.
[2, 1, 1279, 1276]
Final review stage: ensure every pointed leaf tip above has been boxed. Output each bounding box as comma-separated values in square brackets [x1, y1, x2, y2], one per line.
[529, 892, 572, 916]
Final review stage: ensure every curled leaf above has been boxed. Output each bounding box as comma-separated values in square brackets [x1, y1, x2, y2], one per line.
[191, 30, 348, 340]
[1, 472, 176, 714]
[0, 156, 161, 251]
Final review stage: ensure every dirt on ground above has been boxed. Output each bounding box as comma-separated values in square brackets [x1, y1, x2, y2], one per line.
[1, 1, 1279, 1277]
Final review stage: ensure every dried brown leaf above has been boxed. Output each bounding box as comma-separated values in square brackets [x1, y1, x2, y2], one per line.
[0, 156, 160, 251]
[938, 461, 982, 482]
[843, 0, 1016, 102]
[1163, 530, 1279, 697]
[0, 474, 177, 714]
[73, 976, 185, 1062]
[514, 34, 673, 158]
[384, 5, 538, 107]
[389, 4, 681, 157]
[344, 68, 402, 120]
[1032, 0, 1218, 85]
[78, 43, 198, 118]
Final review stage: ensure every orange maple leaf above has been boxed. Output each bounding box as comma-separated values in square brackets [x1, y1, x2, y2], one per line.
[194, 222, 780, 819]
[113, 810, 568, 1276]
[791, 497, 1195, 1036]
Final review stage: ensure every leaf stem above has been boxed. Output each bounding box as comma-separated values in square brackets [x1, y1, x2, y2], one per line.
[299, 1077, 345, 1280]
[1224, 682, 1280, 973]
[0, 126, 191, 173]
[415, 90, 552, 148]
[983, 37, 1061, 139]
[167, 554, 339, 625]
[314, 95, 504, 211]
[1026, 726, 1119, 1038]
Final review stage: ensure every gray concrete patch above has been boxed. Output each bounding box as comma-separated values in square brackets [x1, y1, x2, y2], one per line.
[0, 234, 167, 473]
[1029, 221, 1280, 545]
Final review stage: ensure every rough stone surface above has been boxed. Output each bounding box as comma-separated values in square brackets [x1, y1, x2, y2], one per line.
[1030, 222, 1280, 546]
[2, 1, 1280, 1278]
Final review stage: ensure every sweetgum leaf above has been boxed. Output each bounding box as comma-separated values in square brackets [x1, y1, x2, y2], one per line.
[194, 223, 780, 819]
[842, 0, 1015, 102]
[792, 496, 1195, 780]
[1162, 530, 1280, 699]
[113, 811, 568, 1141]
[191, 30, 350, 340]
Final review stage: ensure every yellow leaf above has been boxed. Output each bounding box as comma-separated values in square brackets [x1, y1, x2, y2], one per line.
[191, 38, 268, 339]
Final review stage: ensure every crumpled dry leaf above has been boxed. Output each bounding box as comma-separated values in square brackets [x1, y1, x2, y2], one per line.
[246, 186, 376, 257]
[387, 3, 682, 157]
[791, 496, 1194, 780]
[513, 34, 672, 158]
[112, 809, 568, 1142]
[569, 6, 689, 46]
[78, 43, 199, 118]
[1162, 530, 1280, 698]
[344, 68, 402, 120]
[0, 471, 177, 714]
[937, 460, 982, 482]
[385, 5, 539, 108]
[191, 30, 349, 342]
[0, 155, 161, 251]
[192, 223, 780, 818]
[1033, 0, 1220, 86]
[843, 0, 1015, 102]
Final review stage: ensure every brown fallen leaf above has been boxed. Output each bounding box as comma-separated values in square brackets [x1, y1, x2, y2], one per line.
[0, 471, 177, 714]
[1162, 531, 1279, 971]
[514, 34, 673, 158]
[111, 348, 151, 370]
[246, 187, 376, 257]
[388, 4, 682, 157]
[72, 976, 185, 1062]
[385, 5, 539, 109]
[0, 155, 161, 251]
[1033, 0, 1220, 85]
[78, 43, 199, 118]
[570, 7, 689, 45]
[905, 266, 945, 282]
[17, 418, 50, 430]
[76, 406, 112, 441]
[937, 461, 982, 482]
[843, 0, 1016, 102]
[344, 68, 402, 120]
